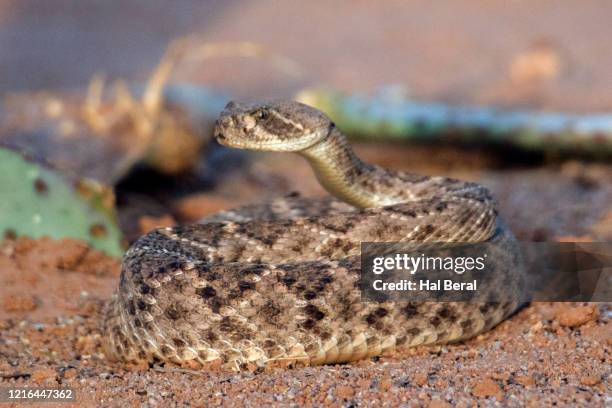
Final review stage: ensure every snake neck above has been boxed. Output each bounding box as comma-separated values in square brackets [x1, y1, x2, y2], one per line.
[300, 126, 395, 208]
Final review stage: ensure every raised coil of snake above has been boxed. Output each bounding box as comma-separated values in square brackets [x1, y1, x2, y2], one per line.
[103, 100, 526, 371]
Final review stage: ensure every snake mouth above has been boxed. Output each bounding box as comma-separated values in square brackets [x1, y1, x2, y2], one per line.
[213, 117, 234, 146]
[219, 134, 330, 155]
[214, 128, 248, 149]
[214, 128, 227, 143]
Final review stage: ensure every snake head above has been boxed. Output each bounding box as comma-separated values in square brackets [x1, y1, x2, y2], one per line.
[214, 100, 332, 152]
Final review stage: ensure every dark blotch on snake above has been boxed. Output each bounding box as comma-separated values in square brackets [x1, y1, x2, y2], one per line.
[197, 286, 217, 299]
[304, 291, 317, 300]
[305, 304, 326, 321]
[238, 281, 255, 291]
[403, 303, 419, 318]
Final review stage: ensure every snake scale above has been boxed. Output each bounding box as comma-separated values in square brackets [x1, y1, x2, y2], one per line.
[103, 100, 525, 371]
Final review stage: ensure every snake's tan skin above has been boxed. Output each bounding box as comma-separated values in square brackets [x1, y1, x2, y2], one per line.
[103, 100, 525, 371]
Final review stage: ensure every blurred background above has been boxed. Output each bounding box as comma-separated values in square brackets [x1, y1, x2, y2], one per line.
[2, 0, 612, 109]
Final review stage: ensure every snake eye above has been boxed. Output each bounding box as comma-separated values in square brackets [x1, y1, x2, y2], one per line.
[255, 109, 269, 120]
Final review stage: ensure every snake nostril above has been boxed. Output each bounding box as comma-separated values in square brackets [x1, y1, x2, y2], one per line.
[220, 116, 234, 127]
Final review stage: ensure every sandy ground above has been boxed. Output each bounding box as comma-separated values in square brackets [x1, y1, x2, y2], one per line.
[1, 145, 611, 407]
[0, 1, 611, 407]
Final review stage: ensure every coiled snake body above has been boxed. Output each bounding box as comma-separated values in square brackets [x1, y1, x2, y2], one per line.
[104, 100, 524, 370]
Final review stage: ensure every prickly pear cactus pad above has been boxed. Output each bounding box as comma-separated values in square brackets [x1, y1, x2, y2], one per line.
[0, 147, 124, 257]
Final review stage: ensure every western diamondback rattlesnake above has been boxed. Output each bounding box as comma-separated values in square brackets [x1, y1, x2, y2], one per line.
[103, 100, 525, 371]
